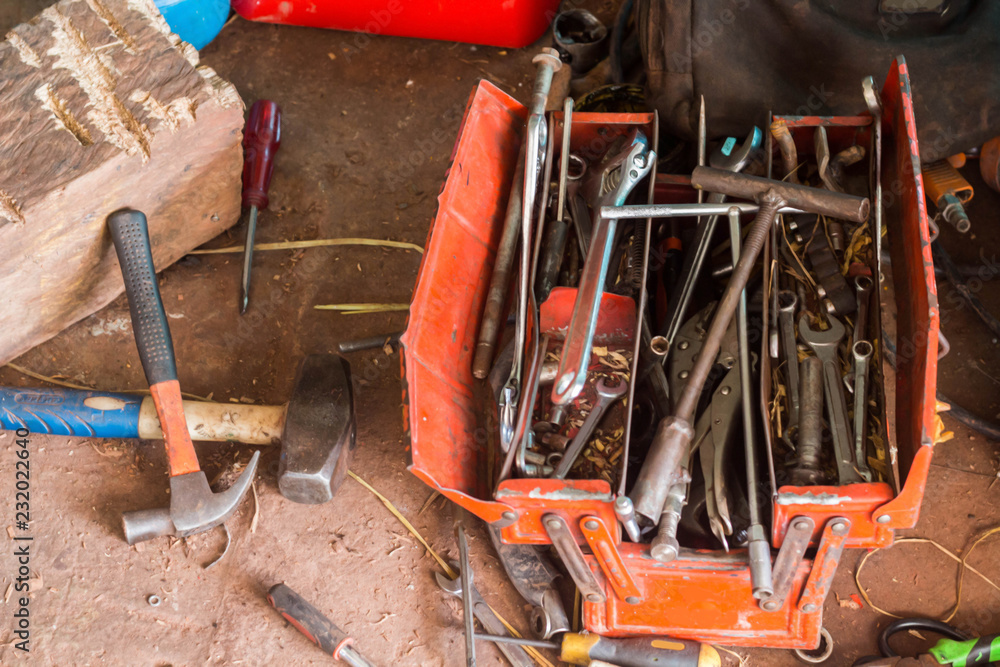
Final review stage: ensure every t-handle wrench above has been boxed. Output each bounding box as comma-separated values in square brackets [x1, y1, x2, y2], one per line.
[550, 130, 653, 412]
[798, 314, 862, 485]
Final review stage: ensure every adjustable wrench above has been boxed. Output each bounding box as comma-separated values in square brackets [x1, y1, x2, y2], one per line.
[551, 378, 627, 479]
[798, 314, 862, 484]
[550, 130, 653, 412]
[436, 562, 534, 667]
[777, 290, 801, 441]
[852, 340, 874, 482]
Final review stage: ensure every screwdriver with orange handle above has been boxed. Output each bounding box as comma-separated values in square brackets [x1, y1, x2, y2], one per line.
[476, 631, 721, 667]
[240, 99, 282, 314]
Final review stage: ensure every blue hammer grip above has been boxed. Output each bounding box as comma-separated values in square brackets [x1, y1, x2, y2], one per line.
[0, 386, 143, 438]
[107, 209, 178, 386]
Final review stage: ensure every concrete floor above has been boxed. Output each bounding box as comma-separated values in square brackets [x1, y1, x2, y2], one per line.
[1, 2, 999, 666]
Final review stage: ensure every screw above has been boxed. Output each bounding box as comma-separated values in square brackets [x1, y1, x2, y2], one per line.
[720, 386, 731, 395]
[679, 370, 689, 380]
[584, 520, 599, 531]
[625, 596, 640, 605]
[801, 603, 817, 613]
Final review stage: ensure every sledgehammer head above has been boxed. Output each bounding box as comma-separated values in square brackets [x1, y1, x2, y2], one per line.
[122, 451, 260, 545]
[278, 354, 356, 504]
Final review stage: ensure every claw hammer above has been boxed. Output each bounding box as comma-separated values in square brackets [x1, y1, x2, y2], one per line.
[108, 209, 259, 544]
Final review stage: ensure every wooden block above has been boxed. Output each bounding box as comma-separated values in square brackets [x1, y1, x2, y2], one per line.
[0, 0, 244, 365]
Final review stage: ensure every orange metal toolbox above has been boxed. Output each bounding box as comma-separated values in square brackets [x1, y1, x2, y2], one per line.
[401, 57, 940, 649]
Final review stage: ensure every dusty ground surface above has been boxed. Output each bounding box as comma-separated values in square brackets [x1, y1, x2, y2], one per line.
[1, 1, 999, 666]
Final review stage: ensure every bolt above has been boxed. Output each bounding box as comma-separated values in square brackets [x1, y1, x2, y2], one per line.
[831, 521, 849, 535]
[802, 603, 817, 613]
[761, 599, 780, 611]
[625, 596, 640, 605]
[633, 153, 647, 169]
[586, 594, 602, 603]
[678, 341, 689, 350]
[546, 518, 561, 530]
[876, 514, 891, 524]
[502, 511, 517, 522]
[679, 370, 689, 380]
[793, 519, 811, 531]
[584, 520, 599, 531]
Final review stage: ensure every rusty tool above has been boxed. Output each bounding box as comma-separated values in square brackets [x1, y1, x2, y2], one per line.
[790, 356, 825, 486]
[267, 583, 376, 667]
[0, 354, 353, 505]
[435, 561, 534, 667]
[627, 170, 868, 574]
[240, 99, 282, 314]
[550, 377, 627, 479]
[108, 209, 259, 544]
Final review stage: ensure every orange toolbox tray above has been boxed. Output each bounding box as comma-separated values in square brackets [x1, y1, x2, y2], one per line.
[401, 57, 940, 649]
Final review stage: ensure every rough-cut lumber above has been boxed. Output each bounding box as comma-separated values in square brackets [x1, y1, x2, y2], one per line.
[0, 0, 244, 365]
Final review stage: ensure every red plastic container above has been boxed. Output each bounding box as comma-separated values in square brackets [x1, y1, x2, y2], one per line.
[231, 0, 562, 48]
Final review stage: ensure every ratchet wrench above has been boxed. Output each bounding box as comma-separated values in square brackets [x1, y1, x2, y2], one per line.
[550, 129, 654, 412]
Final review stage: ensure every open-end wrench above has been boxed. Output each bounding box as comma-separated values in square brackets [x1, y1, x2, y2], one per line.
[550, 130, 653, 412]
[436, 562, 534, 667]
[777, 290, 801, 441]
[551, 377, 627, 479]
[798, 314, 862, 485]
[658, 127, 762, 356]
[852, 340, 874, 482]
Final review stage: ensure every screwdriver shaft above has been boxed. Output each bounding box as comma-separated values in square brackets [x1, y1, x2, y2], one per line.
[239, 205, 259, 315]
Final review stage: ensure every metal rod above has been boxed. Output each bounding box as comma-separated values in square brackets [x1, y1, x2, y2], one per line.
[728, 207, 773, 600]
[601, 201, 804, 220]
[691, 166, 870, 222]
[457, 523, 476, 667]
[338, 331, 403, 354]
[472, 147, 525, 380]
[473, 634, 559, 650]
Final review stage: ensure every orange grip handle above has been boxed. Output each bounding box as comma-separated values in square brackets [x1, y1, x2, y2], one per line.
[150, 381, 199, 477]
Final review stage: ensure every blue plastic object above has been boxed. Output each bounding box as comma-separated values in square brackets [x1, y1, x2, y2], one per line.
[0, 387, 144, 438]
[155, 0, 230, 50]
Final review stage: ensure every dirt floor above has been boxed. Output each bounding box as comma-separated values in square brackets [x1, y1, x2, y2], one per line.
[1, 2, 999, 666]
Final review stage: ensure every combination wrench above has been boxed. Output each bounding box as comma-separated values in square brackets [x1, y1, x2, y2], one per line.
[551, 377, 627, 479]
[798, 314, 862, 485]
[549, 129, 653, 415]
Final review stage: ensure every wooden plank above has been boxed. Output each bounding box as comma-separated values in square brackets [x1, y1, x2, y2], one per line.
[0, 0, 244, 365]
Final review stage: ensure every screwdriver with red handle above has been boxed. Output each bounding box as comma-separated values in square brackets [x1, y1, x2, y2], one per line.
[240, 99, 282, 314]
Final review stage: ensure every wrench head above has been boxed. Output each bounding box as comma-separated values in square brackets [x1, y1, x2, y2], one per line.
[777, 289, 798, 314]
[709, 126, 762, 172]
[595, 377, 628, 399]
[797, 313, 846, 348]
[583, 128, 654, 207]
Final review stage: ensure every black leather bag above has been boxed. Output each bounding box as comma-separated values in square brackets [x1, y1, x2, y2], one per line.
[638, 0, 1000, 160]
